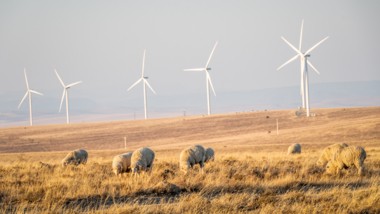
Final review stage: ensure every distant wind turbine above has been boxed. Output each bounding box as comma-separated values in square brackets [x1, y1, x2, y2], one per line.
[55, 69, 82, 124]
[277, 20, 328, 117]
[18, 68, 43, 126]
[184, 41, 218, 116]
[127, 49, 156, 120]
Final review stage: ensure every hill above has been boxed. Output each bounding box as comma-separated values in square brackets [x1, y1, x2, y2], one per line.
[0, 107, 379, 154]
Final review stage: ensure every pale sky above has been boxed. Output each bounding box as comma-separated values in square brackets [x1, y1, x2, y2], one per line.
[0, 1, 379, 124]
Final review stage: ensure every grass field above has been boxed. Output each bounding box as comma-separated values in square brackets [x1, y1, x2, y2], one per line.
[0, 107, 379, 213]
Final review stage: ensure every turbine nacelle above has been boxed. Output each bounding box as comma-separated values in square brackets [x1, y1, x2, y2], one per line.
[127, 49, 156, 120]
[18, 69, 43, 126]
[277, 20, 328, 117]
[184, 41, 218, 115]
[54, 69, 82, 124]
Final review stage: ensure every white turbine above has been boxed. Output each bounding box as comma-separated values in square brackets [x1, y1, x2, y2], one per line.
[184, 41, 218, 116]
[55, 69, 82, 124]
[127, 49, 156, 120]
[18, 68, 43, 126]
[277, 20, 328, 117]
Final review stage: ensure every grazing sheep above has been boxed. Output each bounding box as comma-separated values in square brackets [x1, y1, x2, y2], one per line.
[204, 147, 215, 163]
[326, 146, 366, 175]
[180, 145, 206, 174]
[287, 143, 301, 155]
[317, 143, 349, 167]
[131, 147, 155, 174]
[112, 152, 133, 176]
[62, 149, 88, 167]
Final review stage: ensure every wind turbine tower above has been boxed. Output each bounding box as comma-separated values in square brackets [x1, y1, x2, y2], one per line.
[18, 68, 43, 126]
[184, 41, 218, 116]
[54, 69, 82, 124]
[128, 49, 156, 120]
[277, 20, 328, 117]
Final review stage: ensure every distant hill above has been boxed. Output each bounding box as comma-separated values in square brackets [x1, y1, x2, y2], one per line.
[1, 80, 379, 127]
[0, 107, 379, 153]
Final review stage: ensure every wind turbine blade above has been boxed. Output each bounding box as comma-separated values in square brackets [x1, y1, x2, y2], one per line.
[18, 91, 28, 109]
[127, 78, 143, 91]
[305, 36, 329, 55]
[299, 19, 304, 51]
[207, 72, 216, 96]
[24, 69, 29, 90]
[281, 37, 302, 55]
[54, 69, 65, 87]
[277, 54, 299, 71]
[66, 81, 82, 88]
[144, 80, 156, 94]
[141, 49, 146, 78]
[184, 68, 206, 71]
[59, 90, 65, 112]
[307, 60, 320, 75]
[29, 90, 43, 96]
[205, 41, 218, 68]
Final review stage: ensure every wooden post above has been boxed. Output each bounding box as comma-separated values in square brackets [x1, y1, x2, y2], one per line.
[124, 136, 127, 150]
[276, 119, 279, 135]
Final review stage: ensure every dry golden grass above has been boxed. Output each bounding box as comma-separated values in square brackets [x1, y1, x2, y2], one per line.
[0, 107, 379, 213]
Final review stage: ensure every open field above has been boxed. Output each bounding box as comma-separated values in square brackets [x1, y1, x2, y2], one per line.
[0, 107, 379, 213]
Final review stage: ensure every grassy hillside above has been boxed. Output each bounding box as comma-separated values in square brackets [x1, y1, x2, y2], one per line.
[0, 107, 379, 213]
[0, 107, 379, 154]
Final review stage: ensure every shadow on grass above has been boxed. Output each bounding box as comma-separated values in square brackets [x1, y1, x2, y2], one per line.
[62, 180, 370, 211]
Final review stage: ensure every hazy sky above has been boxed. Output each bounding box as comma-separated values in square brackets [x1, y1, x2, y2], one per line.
[0, 1, 379, 123]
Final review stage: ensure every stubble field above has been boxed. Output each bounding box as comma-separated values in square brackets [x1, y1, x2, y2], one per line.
[0, 107, 379, 213]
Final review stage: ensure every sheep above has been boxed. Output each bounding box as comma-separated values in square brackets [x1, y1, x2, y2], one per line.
[287, 143, 301, 155]
[316, 143, 349, 167]
[112, 152, 133, 176]
[131, 147, 155, 174]
[180, 145, 206, 174]
[204, 147, 215, 163]
[325, 146, 366, 175]
[62, 149, 88, 167]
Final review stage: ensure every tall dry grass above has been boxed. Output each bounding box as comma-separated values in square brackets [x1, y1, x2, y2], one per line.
[0, 149, 379, 213]
[0, 107, 379, 213]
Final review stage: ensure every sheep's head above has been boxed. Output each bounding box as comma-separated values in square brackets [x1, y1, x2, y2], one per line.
[316, 157, 327, 167]
[62, 158, 70, 167]
[113, 164, 122, 175]
[325, 162, 336, 174]
[180, 162, 190, 174]
[132, 164, 142, 174]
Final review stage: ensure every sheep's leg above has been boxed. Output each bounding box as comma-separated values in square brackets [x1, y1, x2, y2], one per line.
[354, 160, 364, 175]
[200, 162, 204, 174]
[148, 163, 153, 175]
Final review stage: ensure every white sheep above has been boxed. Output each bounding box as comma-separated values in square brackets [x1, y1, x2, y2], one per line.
[62, 149, 88, 167]
[204, 147, 215, 163]
[287, 143, 301, 155]
[131, 147, 155, 174]
[316, 143, 349, 167]
[112, 152, 133, 176]
[326, 146, 366, 175]
[179, 145, 206, 174]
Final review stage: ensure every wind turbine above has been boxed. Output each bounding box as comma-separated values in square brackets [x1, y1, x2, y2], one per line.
[55, 69, 82, 124]
[184, 41, 218, 116]
[277, 20, 328, 117]
[18, 68, 43, 126]
[127, 49, 156, 120]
